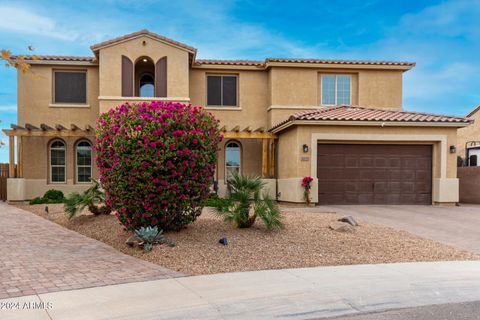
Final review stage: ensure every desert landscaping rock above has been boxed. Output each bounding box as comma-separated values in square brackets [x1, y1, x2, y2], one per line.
[338, 215, 359, 226]
[15, 203, 479, 276]
[329, 221, 356, 233]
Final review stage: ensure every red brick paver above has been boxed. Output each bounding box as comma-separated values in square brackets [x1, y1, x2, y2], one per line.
[0, 203, 183, 299]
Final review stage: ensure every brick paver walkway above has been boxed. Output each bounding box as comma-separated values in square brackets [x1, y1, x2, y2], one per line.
[0, 202, 183, 299]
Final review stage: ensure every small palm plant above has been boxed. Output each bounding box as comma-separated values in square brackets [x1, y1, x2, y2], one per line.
[64, 179, 112, 219]
[214, 172, 283, 230]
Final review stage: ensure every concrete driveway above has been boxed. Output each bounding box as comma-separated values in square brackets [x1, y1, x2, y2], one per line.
[316, 204, 480, 254]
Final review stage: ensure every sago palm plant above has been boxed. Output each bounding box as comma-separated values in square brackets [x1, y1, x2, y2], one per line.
[214, 172, 283, 230]
[64, 179, 112, 219]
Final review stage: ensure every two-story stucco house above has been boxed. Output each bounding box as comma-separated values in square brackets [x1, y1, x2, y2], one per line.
[3, 29, 472, 205]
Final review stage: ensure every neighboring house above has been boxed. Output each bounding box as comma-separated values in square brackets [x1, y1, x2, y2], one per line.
[3, 29, 472, 205]
[457, 105, 480, 166]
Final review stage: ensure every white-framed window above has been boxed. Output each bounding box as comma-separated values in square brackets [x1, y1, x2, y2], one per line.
[76, 140, 92, 183]
[50, 140, 66, 183]
[225, 141, 241, 181]
[321, 74, 352, 105]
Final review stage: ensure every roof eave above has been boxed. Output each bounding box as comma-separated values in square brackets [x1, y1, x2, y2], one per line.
[265, 61, 414, 71]
[90, 33, 196, 55]
[271, 120, 472, 133]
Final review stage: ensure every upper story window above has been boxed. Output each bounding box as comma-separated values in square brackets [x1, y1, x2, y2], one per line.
[139, 73, 154, 97]
[135, 57, 155, 97]
[53, 71, 87, 104]
[321, 74, 351, 106]
[207, 75, 237, 107]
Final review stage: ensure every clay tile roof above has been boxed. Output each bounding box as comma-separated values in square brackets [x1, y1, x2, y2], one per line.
[195, 59, 264, 66]
[90, 29, 196, 53]
[13, 55, 96, 62]
[271, 105, 473, 131]
[266, 58, 416, 67]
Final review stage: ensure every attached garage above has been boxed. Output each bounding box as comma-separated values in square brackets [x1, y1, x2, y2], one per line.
[317, 144, 432, 205]
[272, 106, 472, 205]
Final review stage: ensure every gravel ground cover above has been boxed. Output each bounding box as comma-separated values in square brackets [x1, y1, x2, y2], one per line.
[15, 204, 479, 275]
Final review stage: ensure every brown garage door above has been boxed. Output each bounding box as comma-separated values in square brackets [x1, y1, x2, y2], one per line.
[317, 144, 432, 205]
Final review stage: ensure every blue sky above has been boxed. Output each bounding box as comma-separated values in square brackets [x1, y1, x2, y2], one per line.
[0, 0, 479, 162]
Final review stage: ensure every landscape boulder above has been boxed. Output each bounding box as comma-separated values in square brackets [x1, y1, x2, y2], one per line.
[329, 221, 356, 233]
[338, 215, 358, 226]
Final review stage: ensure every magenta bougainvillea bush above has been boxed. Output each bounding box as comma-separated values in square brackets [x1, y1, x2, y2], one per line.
[95, 101, 222, 231]
[302, 176, 314, 205]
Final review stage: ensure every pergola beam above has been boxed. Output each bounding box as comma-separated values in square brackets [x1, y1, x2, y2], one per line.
[222, 131, 277, 139]
[10, 124, 24, 130]
[40, 123, 53, 131]
[25, 123, 39, 130]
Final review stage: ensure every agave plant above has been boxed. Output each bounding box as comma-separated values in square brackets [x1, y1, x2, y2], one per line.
[127, 226, 174, 252]
[214, 172, 283, 230]
[64, 179, 112, 219]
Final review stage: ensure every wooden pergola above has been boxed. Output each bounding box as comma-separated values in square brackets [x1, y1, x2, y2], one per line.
[2, 123, 95, 178]
[2, 123, 277, 179]
[220, 125, 278, 178]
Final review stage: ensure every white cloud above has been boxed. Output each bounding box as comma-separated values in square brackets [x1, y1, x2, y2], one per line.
[0, 5, 78, 40]
[0, 105, 17, 113]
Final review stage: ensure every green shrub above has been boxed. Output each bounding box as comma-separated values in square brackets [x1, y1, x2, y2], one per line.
[43, 189, 64, 202]
[203, 193, 229, 207]
[64, 180, 111, 219]
[28, 189, 65, 205]
[29, 197, 45, 205]
[213, 172, 283, 230]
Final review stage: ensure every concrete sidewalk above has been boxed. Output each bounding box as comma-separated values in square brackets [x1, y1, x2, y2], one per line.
[2, 260, 480, 320]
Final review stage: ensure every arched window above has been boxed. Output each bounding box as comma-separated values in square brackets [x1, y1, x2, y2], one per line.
[225, 141, 241, 181]
[139, 73, 154, 97]
[76, 141, 92, 183]
[50, 140, 66, 183]
[135, 56, 155, 97]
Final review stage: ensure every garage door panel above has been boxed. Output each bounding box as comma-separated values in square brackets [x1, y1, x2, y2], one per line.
[375, 157, 388, 167]
[374, 182, 388, 193]
[345, 157, 358, 167]
[318, 155, 345, 167]
[388, 158, 402, 167]
[401, 182, 415, 193]
[401, 169, 415, 180]
[389, 169, 402, 180]
[358, 193, 374, 204]
[317, 144, 432, 205]
[359, 157, 374, 167]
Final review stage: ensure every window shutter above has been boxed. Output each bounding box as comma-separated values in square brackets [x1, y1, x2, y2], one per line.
[155, 57, 167, 97]
[121, 56, 133, 97]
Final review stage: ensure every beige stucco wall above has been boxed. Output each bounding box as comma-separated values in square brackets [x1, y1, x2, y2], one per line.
[457, 109, 480, 160]
[189, 69, 269, 130]
[98, 35, 190, 114]
[22, 135, 98, 181]
[17, 65, 99, 127]
[276, 124, 459, 204]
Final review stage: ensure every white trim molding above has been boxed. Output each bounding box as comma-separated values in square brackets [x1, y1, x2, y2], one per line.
[98, 96, 191, 102]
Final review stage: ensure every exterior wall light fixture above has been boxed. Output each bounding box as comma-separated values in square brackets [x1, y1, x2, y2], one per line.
[450, 145, 456, 153]
[302, 144, 309, 153]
